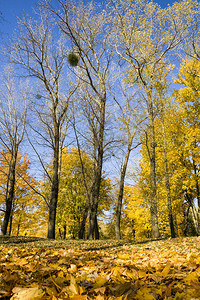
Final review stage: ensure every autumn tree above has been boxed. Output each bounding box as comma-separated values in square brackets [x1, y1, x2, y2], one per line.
[151, 62, 177, 238]
[11, 9, 78, 239]
[56, 147, 93, 239]
[174, 58, 200, 235]
[48, 0, 112, 239]
[112, 85, 145, 239]
[0, 151, 43, 236]
[110, 0, 199, 238]
[0, 68, 27, 236]
[124, 184, 152, 239]
[133, 99, 199, 238]
[58, 148, 113, 239]
[151, 107, 185, 237]
[42, 147, 113, 239]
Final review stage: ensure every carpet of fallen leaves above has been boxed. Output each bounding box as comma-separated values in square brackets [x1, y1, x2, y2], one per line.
[0, 236, 200, 299]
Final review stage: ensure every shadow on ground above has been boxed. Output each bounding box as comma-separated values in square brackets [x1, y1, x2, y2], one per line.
[0, 236, 45, 245]
[0, 235, 165, 250]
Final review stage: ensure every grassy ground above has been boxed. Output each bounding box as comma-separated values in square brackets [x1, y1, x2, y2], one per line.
[0, 236, 200, 299]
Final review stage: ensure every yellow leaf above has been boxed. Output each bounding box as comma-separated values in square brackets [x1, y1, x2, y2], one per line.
[136, 288, 156, 300]
[68, 264, 78, 273]
[184, 272, 199, 284]
[118, 253, 130, 260]
[174, 291, 185, 299]
[11, 287, 44, 300]
[161, 264, 171, 276]
[96, 295, 105, 300]
[57, 270, 65, 278]
[195, 266, 200, 274]
[111, 266, 121, 276]
[138, 270, 146, 278]
[196, 256, 200, 265]
[45, 286, 57, 296]
[67, 275, 79, 296]
[71, 296, 88, 300]
[94, 287, 106, 294]
[94, 276, 107, 288]
[126, 269, 139, 280]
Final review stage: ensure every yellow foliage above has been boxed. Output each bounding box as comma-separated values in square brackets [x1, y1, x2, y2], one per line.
[124, 185, 152, 239]
[0, 150, 44, 237]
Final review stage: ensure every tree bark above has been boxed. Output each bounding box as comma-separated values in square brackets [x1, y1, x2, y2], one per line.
[193, 158, 200, 222]
[184, 205, 190, 236]
[47, 125, 59, 239]
[161, 120, 176, 238]
[9, 210, 13, 236]
[87, 183, 100, 240]
[190, 205, 199, 236]
[148, 92, 160, 239]
[115, 138, 133, 240]
[185, 192, 199, 236]
[87, 94, 106, 240]
[94, 214, 99, 239]
[79, 205, 88, 239]
[173, 214, 179, 237]
[17, 222, 20, 237]
[63, 225, 66, 239]
[1, 152, 17, 236]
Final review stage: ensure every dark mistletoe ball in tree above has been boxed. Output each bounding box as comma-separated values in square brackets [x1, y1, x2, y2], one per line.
[67, 52, 79, 67]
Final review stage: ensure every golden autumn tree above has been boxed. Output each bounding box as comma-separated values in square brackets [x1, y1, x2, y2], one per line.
[118, 60, 200, 239]
[110, 0, 199, 239]
[174, 58, 200, 235]
[123, 184, 152, 239]
[0, 151, 43, 236]
[130, 58, 200, 239]
[152, 108, 186, 237]
[128, 100, 199, 238]
[43, 148, 113, 239]
[56, 148, 93, 239]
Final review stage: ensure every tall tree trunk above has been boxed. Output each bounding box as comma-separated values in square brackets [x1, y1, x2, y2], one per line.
[185, 192, 199, 236]
[87, 182, 100, 240]
[87, 94, 106, 240]
[73, 122, 91, 240]
[190, 205, 199, 236]
[9, 210, 13, 236]
[17, 223, 20, 237]
[79, 206, 88, 239]
[184, 206, 190, 236]
[148, 92, 160, 239]
[161, 121, 176, 238]
[63, 225, 66, 239]
[47, 126, 59, 239]
[94, 215, 99, 239]
[115, 138, 133, 240]
[1, 152, 17, 236]
[173, 214, 179, 237]
[193, 158, 200, 222]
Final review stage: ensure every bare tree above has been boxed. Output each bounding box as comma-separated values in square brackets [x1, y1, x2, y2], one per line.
[0, 67, 27, 236]
[113, 85, 145, 239]
[11, 9, 78, 239]
[47, 0, 112, 239]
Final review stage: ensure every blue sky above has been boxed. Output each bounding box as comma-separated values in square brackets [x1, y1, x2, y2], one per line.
[0, 0, 177, 40]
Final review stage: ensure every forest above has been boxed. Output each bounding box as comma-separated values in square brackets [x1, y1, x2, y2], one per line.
[0, 0, 200, 242]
